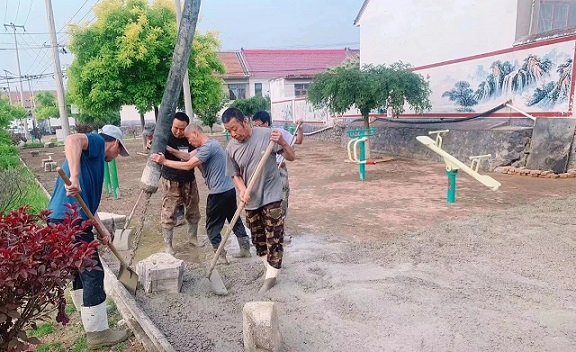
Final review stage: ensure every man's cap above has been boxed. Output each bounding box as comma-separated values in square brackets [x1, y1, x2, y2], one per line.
[142, 122, 156, 137]
[101, 125, 130, 157]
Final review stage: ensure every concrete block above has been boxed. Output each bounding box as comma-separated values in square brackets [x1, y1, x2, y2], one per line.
[113, 228, 132, 251]
[29, 150, 39, 157]
[243, 302, 282, 352]
[44, 161, 57, 172]
[96, 212, 127, 235]
[135, 253, 184, 294]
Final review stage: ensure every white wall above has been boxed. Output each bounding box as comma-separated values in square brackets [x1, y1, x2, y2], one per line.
[120, 105, 156, 125]
[358, 0, 518, 67]
[247, 79, 270, 97]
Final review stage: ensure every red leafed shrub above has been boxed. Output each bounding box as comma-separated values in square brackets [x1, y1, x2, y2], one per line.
[0, 206, 100, 351]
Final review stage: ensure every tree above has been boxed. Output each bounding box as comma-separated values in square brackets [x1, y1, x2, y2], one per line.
[230, 95, 271, 118]
[0, 97, 27, 129]
[307, 62, 431, 128]
[196, 98, 226, 132]
[33, 91, 59, 121]
[67, 0, 224, 125]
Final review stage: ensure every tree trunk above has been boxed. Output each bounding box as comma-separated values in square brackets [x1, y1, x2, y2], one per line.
[154, 106, 159, 121]
[140, 112, 146, 151]
[140, 0, 201, 194]
[363, 113, 370, 128]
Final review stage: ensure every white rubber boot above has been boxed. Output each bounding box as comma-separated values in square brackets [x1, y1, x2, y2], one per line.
[162, 228, 175, 255]
[81, 302, 128, 350]
[70, 289, 83, 312]
[259, 256, 280, 293]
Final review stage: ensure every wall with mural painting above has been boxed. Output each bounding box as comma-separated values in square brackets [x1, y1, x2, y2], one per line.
[409, 37, 575, 117]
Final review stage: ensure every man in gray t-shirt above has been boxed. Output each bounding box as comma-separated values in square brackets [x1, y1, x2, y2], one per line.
[222, 107, 295, 293]
[150, 123, 250, 263]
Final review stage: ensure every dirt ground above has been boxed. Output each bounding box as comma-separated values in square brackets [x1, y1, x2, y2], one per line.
[22, 133, 576, 351]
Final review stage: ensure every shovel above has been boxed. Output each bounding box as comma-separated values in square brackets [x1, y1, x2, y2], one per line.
[206, 140, 276, 295]
[114, 189, 144, 248]
[57, 168, 139, 295]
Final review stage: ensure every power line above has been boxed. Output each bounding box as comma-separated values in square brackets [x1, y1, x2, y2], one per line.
[23, 0, 32, 26]
[14, 0, 20, 23]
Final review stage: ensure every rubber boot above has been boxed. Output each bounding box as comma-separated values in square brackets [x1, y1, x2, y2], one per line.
[259, 256, 280, 293]
[233, 237, 252, 258]
[162, 228, 175, 255]
[81, 302, 128, 350]
[70, 289, 83, 312]
[187, 221, 201, 247]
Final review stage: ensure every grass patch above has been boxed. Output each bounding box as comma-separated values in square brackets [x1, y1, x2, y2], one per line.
[23, 142, 45, 148]
[114, 341, 127, 351]
[35, 342, 66, 352]
[65, 302, 77, 316]
[29, 322, 54, 337]
[71, 335, 87, 352]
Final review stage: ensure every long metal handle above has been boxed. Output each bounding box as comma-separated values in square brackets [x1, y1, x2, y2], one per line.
[207, 140, 276, 278]
[57, 167, 131, 268]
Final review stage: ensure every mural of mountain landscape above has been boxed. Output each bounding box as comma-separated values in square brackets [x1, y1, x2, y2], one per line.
[416, 40, 575, 114]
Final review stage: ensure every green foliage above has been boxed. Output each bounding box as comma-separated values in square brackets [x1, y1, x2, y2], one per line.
[0, 97, 27, 129]
[73, 110, 121, 128]
[71, 335, 87, 352]
[67, 0, 225, 123]
[23, 142, 45, 148]
[230, 95, 271, 117]
[28, 323, 55, 338]
[308, 62, 431, 127]
[35, 342, 65, 352]
[196, 99, 226, 131]
[34, 91, 60, 121]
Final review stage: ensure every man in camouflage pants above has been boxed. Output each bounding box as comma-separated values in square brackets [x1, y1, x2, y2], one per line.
[222, 107, 295, 293]
[158, 112, 201, 254]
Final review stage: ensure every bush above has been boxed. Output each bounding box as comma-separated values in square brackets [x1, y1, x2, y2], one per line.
[0, 206, 99, 351]
[22, 142, 45, 149]
[0, 144, 20, 170]
[0, 167, 48, 214]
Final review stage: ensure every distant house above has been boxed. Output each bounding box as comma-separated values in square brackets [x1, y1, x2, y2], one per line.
[216, 51, 250, 100]
[216, 48, 359, 124]
[354, 0, 576, 118]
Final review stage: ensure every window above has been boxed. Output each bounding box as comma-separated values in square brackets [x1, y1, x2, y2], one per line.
[294, 83, 309, 97]
[228, 84, 246, 100]
[538, 0, 576, 32]
[255, 83, 262, 96]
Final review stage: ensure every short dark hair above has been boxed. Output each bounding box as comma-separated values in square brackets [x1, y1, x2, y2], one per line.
[99, 133, 116, 142]
[252, 111, 271, 126]
[174, 111, 190, 124]
[221, 107, 245, 124]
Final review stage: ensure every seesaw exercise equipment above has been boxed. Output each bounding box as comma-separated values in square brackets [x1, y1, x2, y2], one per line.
[417, 130, 500, 203]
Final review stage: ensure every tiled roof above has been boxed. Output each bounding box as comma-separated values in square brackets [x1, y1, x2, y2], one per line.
[241, 48, 359, 79]
[216, 51, 249, 78]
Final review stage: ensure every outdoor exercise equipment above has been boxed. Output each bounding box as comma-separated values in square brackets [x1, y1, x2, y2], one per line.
[104, 159, 120, 199]
[347, 128, 378, 180]
[417, 130, 500, 203]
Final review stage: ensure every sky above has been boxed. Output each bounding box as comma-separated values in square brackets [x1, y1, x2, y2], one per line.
[0, 0, 362, 91]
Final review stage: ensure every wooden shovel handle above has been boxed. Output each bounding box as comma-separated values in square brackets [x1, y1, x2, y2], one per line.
[56, 168, 130, 268]
[207, 140, 276, 278]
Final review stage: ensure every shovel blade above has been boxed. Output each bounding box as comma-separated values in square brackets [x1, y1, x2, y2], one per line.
[118, 265, 139, 295]
[208, 269, 228, 296]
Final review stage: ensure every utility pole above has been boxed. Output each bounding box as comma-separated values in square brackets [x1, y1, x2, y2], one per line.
[174, 0, 194, 118]
[25, 75, 37, 132]
[4, 23, 30, 140]
[45, 0, 71, 138]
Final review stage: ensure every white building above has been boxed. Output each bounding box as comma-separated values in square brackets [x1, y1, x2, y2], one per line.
[354, 0, 576, 118]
